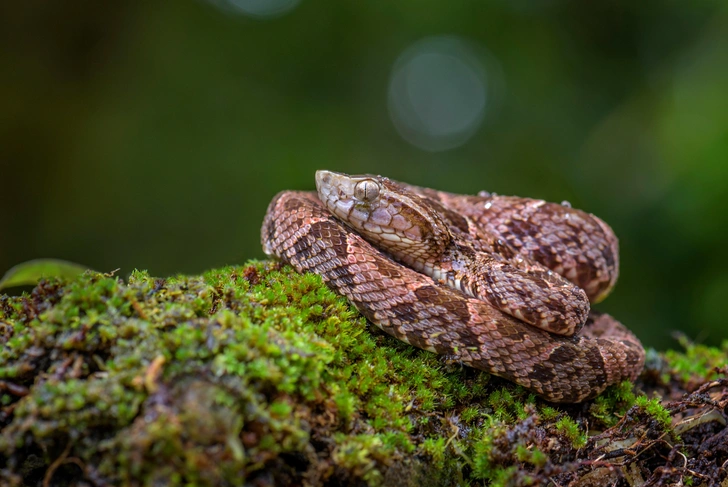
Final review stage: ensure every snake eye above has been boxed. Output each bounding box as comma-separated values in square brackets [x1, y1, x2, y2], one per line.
[354, 179, 380, 202]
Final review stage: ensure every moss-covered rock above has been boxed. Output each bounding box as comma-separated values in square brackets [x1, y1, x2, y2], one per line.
[1, 262, 726, 486]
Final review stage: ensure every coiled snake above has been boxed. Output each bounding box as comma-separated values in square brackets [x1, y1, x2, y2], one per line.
[261, 170, 645, 403]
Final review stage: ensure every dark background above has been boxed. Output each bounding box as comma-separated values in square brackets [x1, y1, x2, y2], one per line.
[2, 1, 727, 350]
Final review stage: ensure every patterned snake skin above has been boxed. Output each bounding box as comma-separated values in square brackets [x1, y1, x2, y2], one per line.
[261, 171, 645, 403]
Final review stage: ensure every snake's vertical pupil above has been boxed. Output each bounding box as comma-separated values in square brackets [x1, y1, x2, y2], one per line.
[355, 180, 380, 202]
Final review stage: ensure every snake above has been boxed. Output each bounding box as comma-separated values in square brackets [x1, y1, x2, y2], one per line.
[261, 170, 645, 403]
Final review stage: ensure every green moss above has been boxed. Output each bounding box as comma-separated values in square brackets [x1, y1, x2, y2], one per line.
[1, 263, 527, 485]
[471, 430, 497, 479]
[515, 444, 547, 468]
[332, 434, 392, 486]
[664, 335, 728, 385]
[486, 387, 529, 422]
[588, 380, 638, 428]
[555, 417, 587, 449]
[634, 396, 672, 430]
[460, 406, 481, 424]
[421, 437, 447, 470]
[1, 261, 719, 486]
[490, 466, 521, 487]
[538, 405, 560, 421]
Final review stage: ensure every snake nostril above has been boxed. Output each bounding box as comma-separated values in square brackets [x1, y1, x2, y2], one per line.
[316, 170, 332, 186]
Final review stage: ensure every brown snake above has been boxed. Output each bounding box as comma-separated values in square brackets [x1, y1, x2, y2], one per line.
[261, 170, 645, 403]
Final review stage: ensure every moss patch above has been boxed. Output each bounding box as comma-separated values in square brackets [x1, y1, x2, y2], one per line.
[0, 262, 727, 486]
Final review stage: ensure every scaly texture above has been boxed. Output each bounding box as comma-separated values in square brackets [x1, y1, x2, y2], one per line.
[403, 184, 620, 303]
[261, 177, 644, 403]
[315, 172, 593, 335]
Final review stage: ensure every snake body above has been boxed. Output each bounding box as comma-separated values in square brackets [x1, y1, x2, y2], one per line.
[261, 171, 645, 403]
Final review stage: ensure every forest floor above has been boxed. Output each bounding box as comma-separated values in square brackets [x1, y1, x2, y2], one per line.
[1, 261, 726, 486]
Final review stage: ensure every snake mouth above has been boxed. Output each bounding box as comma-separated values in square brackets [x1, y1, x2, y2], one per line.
[315, 170, 346, 204]
[315, 170, 351, 203]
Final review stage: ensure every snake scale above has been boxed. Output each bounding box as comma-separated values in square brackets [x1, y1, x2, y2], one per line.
[261, 170, 645, 403]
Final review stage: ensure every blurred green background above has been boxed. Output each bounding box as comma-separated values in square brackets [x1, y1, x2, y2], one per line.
[2, 1, 727, 350]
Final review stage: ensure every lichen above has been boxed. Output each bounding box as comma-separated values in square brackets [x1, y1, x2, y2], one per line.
[0, 261, 726, 486]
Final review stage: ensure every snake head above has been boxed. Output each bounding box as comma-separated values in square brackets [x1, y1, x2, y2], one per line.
[315, 170, 452, 260]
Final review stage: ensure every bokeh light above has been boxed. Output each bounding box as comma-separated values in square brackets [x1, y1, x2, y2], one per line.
[388, 36, 501, 152]
[206, 0, 301, 18]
